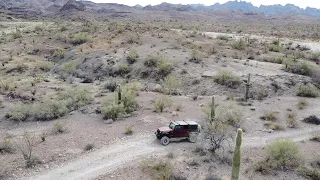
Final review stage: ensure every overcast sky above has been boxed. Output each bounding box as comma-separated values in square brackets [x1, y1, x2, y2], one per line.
[90, 0, 320, 9]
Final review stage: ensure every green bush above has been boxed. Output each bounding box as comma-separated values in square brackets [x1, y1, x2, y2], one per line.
[162, 75, 181, 95]
[154, 96, 173, 113]
[54, 49, 66, 59]
[296, 85, 319, 98]
[125, 126, 133, 135]
[118, 64, 130, 75]
[283, 59, 313, 76]
[144, 54, 159, 67]
[5, 103, 30, 121]
[34, 25, 43, 32]
[52, 122, 67, 134]
[189, 49, 204, 63]
[62, 62, 77, 75]
[12, 29, 22, 39]
[232, 39, 245, 50]
[157, 59, 173, 77]
[32, 100, 69, 121]
[217, 35, 230, 41]
[260, 111, 279, 121]
[265, 139, 301, 169]
[102, 104, 125, 120]
[297, 99, 308, 110]
[286, 113, 298, 128]
[309, 52, 320, 62]
[0, 136, 14, 154]
[126, 48, 139, 64]
[264, 121, 283, 130]
[38, 61, 54, 72]
[71, 33, 91, 45]
[269, 45, 280, 52]
[213, 71, 241, 88]
[141, 160, 173, 180]
[57, 88, 93, 110]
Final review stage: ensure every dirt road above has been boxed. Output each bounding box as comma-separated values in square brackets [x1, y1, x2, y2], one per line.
[24, 125, 320, 180]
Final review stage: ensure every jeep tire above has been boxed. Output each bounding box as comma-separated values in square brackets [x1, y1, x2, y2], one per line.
[188, 132, 198, 143]
[161, 136, 170, 146]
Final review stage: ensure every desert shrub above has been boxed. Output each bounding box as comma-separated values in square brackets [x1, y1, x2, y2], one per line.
[34, 25, 43, 32]
[312, 71, 320, 88]
[217, 35, 230, 41]
[189, 49, 204, 63]
[283, 60, 313, 76]
[71, 33, 91, 45]
[162, 75, 181, 95]
[38, 61, 54, 72]
[157, 59, 173, 77]
[16, 132, 40, 168]
[59, 25, 67, 32]
[144, 54, 160, 67]
[84, 143, 94, 151]
[0, 136, 14, 154]
[32, 100, 69, 121]
[154, 96, 173, 113]
[104, 80, 117, 92]
[117, 64, 130, 76]
[12, 29, 22, 39]
[260, 111, 279, 121]
[250, 86, 269, 100]
[296, 85, 319, 98]
[286, 113, 298, 128]
[297, 99, 308, 110]
[54, 49, 66, 59]
[265, 139, 301, 169]
[62, 62, 77, 75]
[264, 121, 282, 130]
[310, 133, 320, 142]
[232, 39, 245, 50]
[52, 122, 67, 134]
[269, 45, 280, 52]
[56, 88, 93, 110]
[142, 160, 173, 180]
[102, 104, 125, 120]
[125, 126, 133, 135]
[213, 71, 241, 88]
[309, 51, 320, 63]
[121, 87, 139, 114]
[0, 80, 12, 91]
[297, 167, 320, 180]
[126, 48, 139, 64]
[5, 103, 31, 121]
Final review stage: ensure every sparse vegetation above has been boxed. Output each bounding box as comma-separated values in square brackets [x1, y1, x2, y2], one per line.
[125, 126, 133, 135]
[0, 136, 14, 154]
[52, 122, 67, 134]
[154, 96, 173, 113]
[16, 132, 40, 168]
[232, 39, 245, 50]
[286, 113, 298, 128]
[297, 99, 308, 110]
[213, 71, 241, 88]
[127, 48, 139, 64]
[71, 33, 91, 45]
[141, 160, 173, 180]
[296, 85, 319, 98]
[162, 75, 181, 95]
[255, 139, 302, 174]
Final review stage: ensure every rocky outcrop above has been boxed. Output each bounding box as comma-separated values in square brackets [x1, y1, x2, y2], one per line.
[59, 0, 85, 12]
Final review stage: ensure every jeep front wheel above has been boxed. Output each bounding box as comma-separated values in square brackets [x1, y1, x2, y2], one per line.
[188, 133, 198, 143]
[161, 136, 170, 146]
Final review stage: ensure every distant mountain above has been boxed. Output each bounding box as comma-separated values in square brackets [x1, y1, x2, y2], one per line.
[143, 1, 320, 17]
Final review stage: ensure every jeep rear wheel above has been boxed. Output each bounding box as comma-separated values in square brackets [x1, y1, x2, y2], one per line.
[161, 136, 170, 146]
[188, 133, 198, 143]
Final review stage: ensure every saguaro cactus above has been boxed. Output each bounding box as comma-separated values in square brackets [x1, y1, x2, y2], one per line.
[211, 96, 215, 121]
[231, 129, 243, 180]
[245, 73, 251, 101]
[117, 84, 122, 104]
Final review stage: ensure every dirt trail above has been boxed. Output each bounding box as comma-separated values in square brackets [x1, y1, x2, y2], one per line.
[25, 126, 320, 180]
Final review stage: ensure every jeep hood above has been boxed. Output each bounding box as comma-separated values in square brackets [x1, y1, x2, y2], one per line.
[158, 127, 172, 132]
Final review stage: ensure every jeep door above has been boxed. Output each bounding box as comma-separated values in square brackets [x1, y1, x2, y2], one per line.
[173, 125, 184, 137]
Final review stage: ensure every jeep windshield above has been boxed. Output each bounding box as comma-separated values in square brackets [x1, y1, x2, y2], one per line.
[169, 122, 175, 129]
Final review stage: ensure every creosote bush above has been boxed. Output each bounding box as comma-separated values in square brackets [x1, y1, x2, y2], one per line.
[189, 49, 204, 63]
[0, 136, 15, 154]
[213, 71, 241, 88]
[127, 48, 139, 64]
[297, 99, 308, 110]
[232, 39, 245, 50]
[154, 96, 173, 113]
[71, 33, 91, 45]
[296, 85, 319, 98]
[255, 139, 302, 174]
[125, 126, 133, 135]
[286, 113, 298, 128]
[162, 75, 181, 95]
[6, 88, 92, 121]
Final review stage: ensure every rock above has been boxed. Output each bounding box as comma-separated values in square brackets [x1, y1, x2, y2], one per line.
[303, 116, 320, 125]
[171, 111, 178, 116]
[202, 71, 215, 78]
[250, 107, 256, 111]
[60, 0, 85, 12]
[152, 84, 162, 92]
[104, 119, 113, 124]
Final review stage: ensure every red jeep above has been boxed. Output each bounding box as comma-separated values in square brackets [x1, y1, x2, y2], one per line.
[155, 120, 200, 146]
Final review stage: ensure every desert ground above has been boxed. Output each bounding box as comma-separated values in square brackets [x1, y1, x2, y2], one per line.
[0, 8, 320, 180]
